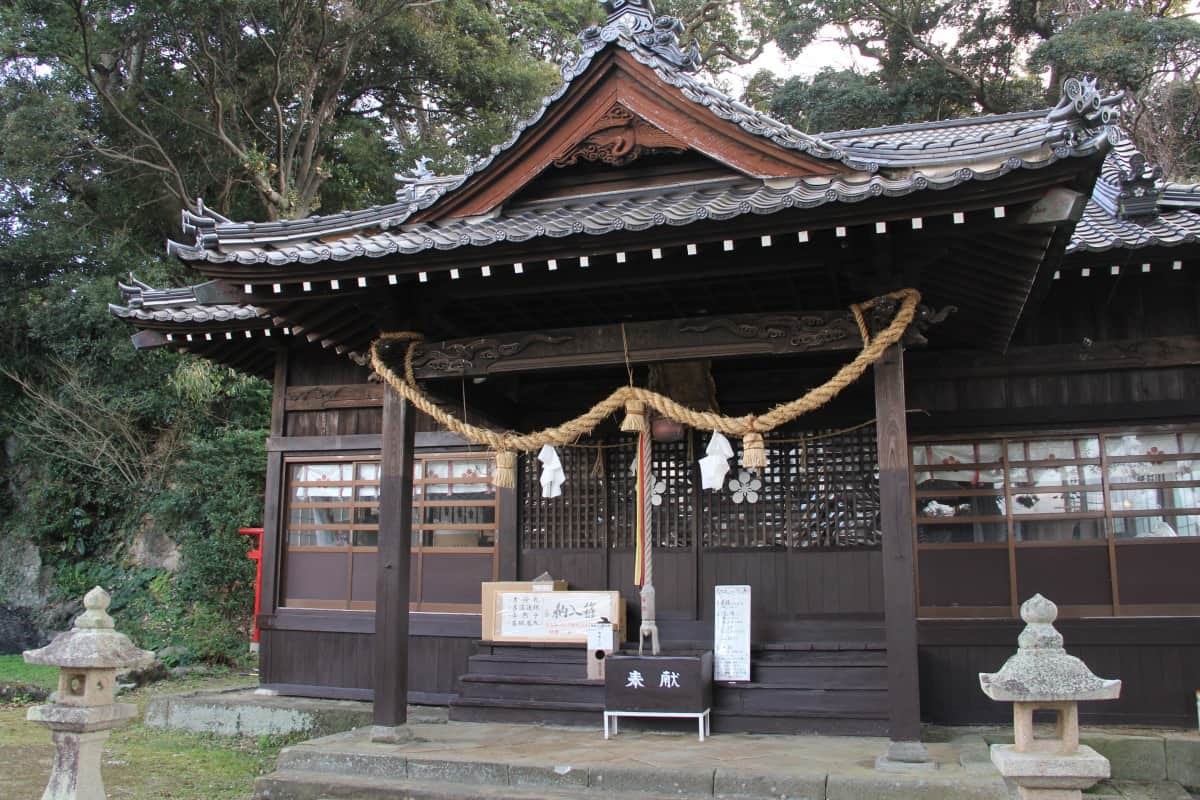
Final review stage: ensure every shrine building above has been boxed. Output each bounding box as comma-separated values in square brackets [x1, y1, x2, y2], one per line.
[110, 0, 1200, 752]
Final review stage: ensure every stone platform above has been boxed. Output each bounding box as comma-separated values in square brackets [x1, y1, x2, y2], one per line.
[144, 688, 446, 738]
[257, 721, 1010, 800]
[253, 721, 1200, 800]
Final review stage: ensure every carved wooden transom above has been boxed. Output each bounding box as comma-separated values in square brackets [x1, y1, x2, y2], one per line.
[553, 104, 687, 168]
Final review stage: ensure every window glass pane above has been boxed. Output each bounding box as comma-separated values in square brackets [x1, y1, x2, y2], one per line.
[1105, 433, 1179, 457]
[452, 459, 492, 495]
[288, 529, 352, 547]
[917, 522, 1007, 544]
[1113, 514, 1200, 538]
[1009, 437, 1100, 462]
[913, 444, 1003, 485]
[291, 463, 347, 482]
[356, 484, 379, 501]
[428, 529, 492, 547]
[452, 483, 495, 500]
[1108, 458, 1197, 484]
[1015, 518, 1105, 541]
[1009, 465, 1100, 488]
[290, 506, 351, 526]
[353, 530, 379, 547]
[423, 460, 450, 480]
[912, 443, 1001, 465]
[1111, 487, 1200, 513]
[421, 506, 496, 526]
[916, 494, 1003, 518]
[356, 462, 380, 481]
[293, 485, 352, 502]
[354, 506, 379, 526]
[1010, 491, 1105, 515]
[425, 483, 451, 500]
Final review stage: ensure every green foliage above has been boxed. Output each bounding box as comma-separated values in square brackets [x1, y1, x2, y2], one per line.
[736, 2, 1200, 179]
[0, 0, 587, 671]
[0, 655, 58, 691]
[1029, 11, 1200, 93]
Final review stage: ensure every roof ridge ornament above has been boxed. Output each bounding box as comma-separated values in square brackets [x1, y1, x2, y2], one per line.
[1115, 150, 1163, 219]
[1046, 76, 1123, 148]
[603, 0, 656, 25]
[583, 0, 701, 72]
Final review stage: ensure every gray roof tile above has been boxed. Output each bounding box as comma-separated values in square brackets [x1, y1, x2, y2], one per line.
[166, 14, 1121, 266]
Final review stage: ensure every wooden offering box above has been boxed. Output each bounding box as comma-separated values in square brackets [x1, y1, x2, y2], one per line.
[605, 652, 713, 713]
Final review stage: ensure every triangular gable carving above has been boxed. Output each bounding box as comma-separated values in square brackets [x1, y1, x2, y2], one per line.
[414, 48, 844, 222]
[553, 103, 686, 168]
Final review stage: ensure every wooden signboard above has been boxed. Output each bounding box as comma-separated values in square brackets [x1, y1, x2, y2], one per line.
[605, 653, 714, 713]
[480, 580, 567, 641]
[485, 589, 624, 644]
[713, 585, 751, 682]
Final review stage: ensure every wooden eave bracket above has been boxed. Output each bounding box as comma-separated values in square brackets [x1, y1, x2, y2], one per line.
[1015, 187, 1088, 227]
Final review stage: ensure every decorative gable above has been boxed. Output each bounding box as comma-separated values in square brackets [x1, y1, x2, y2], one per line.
[411, 5, 849, 222]
[552, 103, 686, 168]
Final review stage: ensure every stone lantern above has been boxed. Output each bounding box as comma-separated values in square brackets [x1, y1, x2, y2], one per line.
[979, 593, 1121, 800]
[23, 586, 155, 800]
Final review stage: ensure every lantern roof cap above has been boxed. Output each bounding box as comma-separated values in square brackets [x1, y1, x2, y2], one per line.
[23, 587, 155, 671]
[979, 594, 1121, 703]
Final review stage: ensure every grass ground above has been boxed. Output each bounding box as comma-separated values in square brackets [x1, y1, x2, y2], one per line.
[0, 655, 57, 690]
[0, 660, 276, 800]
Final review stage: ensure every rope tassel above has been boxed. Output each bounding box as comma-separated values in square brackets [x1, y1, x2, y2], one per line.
[741, 431, 767, 470]
[494, 450, 517, 489]
[620, 399, 648, 433]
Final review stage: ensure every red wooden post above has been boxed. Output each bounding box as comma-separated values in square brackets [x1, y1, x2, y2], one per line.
[238, 527, 264, 648]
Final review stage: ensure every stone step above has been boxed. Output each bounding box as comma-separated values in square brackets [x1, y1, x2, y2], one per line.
[711, 713, 889, 736]
[255, 770, 690, 800]
[457, 674, 605, 704]
[449, 696, 603, 727]
[467, 655, 589, 679]
[715, 686, 888, 716]
[747, 665, 888, 688]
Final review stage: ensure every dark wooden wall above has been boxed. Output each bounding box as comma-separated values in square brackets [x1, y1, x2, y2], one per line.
[260, 622, 476, 704]
[920, 617, 1200, 726]
[911, 265, 1200, 726]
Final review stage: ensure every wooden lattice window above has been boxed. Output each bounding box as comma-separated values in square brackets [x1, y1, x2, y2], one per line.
[913, 425, 1200, 618]
[700, 426, 880, 550]
[607, 438, 694, 550]
[520, 446, 607, 549]
[281, 453, 499, 612]
[517, 427, 879, 552]
[281, 458, 380, 610]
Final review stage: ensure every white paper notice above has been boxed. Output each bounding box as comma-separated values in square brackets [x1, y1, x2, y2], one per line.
[713, 585, 751, 682]
[498, 591, 616, 641]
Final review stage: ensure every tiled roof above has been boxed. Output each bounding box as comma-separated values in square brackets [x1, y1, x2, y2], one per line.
[108, 278, 269, 326]
[1067, 199, 1200, 254]
[170, 156, 1072, 268]
[165, 8, 1121, 267]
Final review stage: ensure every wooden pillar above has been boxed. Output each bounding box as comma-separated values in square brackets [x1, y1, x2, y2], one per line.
[373, 384, 416, 739]
[873, 343, 930, 766]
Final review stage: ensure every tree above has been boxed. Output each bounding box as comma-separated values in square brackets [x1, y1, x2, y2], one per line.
[1, 0, 589, 227]
[0, 0, 590, 656]
[738, 1, 1200, 178]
